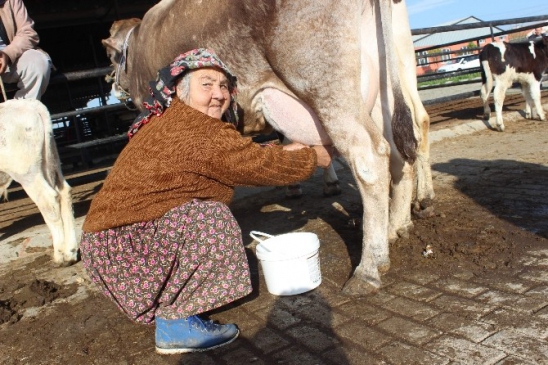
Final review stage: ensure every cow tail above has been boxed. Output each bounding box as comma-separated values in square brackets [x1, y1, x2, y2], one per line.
[379, 0, 417, 163]
[37, 101, 63, 188]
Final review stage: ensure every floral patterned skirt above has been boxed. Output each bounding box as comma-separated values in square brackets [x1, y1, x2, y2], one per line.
[80, 199, 252, 324]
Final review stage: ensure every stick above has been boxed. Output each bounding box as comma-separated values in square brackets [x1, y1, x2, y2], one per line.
[0, 78, 7, 102]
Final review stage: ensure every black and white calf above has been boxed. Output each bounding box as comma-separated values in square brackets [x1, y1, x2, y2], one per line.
[480, 36, 548, 131]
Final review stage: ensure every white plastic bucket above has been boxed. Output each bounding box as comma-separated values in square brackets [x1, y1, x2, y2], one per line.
[250, 231, 322, 296]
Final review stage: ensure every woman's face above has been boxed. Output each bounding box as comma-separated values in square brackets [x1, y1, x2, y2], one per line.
[179, 68, 231, 119]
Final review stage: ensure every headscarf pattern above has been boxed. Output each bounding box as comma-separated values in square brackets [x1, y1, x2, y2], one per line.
[128, 48, 239, 138]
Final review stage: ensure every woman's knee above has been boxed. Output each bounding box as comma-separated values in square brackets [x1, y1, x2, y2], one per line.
[17, 49, 51, 77]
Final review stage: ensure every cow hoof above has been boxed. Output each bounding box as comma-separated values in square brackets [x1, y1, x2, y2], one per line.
[378, 262, 391, 274]
[341, 275, 380, 297]
[389, 222, 413, 243]
[323, 181, 342, 197]
[412, 199, 435, 219]
[53, 260, 74, 268]
[483, 113, 490, 121]
[496, 124, 505, 132]
[396, 223, 413, 239]
[53, 251, 80, 267]
[413, 205, 435, 219]
[52, 258, 79, 268]
[420, 197, 434, 209]
[285, 184, 303, 199]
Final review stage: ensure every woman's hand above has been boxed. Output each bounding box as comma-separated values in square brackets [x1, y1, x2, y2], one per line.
[282, 142, 335, 168]
[0, 52, 9, 74]
[282, 142, 309, 151]
[312, 145, 335, 168]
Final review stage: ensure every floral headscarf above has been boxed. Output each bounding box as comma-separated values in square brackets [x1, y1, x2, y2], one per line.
[128, 48, 239, 138]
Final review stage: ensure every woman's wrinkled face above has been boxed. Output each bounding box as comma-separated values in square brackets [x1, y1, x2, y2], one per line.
[177, 68, 231, 119]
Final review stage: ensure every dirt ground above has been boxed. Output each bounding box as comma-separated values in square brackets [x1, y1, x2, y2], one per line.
[0, 92, 547, 364]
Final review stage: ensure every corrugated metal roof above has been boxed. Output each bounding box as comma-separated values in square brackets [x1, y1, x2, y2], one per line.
[413, 16, 505, 48]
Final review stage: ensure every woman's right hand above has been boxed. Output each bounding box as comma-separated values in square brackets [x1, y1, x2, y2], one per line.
[311, 145, 335, 168]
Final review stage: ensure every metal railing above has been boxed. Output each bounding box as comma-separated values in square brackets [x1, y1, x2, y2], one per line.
[46, 67, 128, 120]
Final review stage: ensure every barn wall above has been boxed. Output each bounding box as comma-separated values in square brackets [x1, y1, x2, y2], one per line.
[20, 0, 157, 168]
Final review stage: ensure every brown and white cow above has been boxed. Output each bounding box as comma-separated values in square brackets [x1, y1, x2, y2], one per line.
[101, 0, 434, 295]
[480, 36, 548, 132]
[0, 99, 78, 266]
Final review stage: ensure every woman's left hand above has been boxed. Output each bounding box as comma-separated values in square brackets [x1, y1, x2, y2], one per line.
[311, 145, 335, 168]
[282, 142, 309, 151]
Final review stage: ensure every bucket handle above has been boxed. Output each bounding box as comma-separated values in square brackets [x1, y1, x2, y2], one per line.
[249, 231, 274, 242]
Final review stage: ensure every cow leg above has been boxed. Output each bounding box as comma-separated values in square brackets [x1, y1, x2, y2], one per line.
[480, 82, 492, 121]
[322, 163, 341, 197]
[493, 81, 509, 131]
[390, 2, 435, 222]
[522, 85, 534, 119]
[371, 103, 414, 243]
[0, 172, 12, 201]
[336, 120, 391, 296]
[528, 81, 546, 121]
[412, 112, 435, 219]
[19, 174, 77, 266]
[388, 156, 414, 243]
[19, 174, 65, 264]
[480, 62, 493, 122]
[400, 81, 434, 220]
[57, 179, 79, 265]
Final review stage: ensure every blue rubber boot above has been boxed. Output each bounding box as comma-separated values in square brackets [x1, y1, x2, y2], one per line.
[155, 315, 239, 354]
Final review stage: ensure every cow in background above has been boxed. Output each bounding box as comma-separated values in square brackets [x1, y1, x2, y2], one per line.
[480, 36, 548, 132]
[0, 99, 79, 266]
[100, 0, 434, 295]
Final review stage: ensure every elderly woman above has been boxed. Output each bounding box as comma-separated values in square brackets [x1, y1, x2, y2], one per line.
[80, 49, 333, 355]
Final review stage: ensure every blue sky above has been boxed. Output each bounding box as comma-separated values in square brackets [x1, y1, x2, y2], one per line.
[406, 0, 548, 29]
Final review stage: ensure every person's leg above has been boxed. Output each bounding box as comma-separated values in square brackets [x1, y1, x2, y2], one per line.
[154, 200, 252, 354]
[156, 200, 252, 319]
[80, 200, 251, 354]
[1, 49, 51, 100]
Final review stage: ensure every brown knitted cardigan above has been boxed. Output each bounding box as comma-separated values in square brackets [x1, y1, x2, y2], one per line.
[82, 99, 317, 232]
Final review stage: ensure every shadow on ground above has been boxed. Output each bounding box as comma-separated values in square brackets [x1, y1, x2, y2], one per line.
[433, 158, 548, 239]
